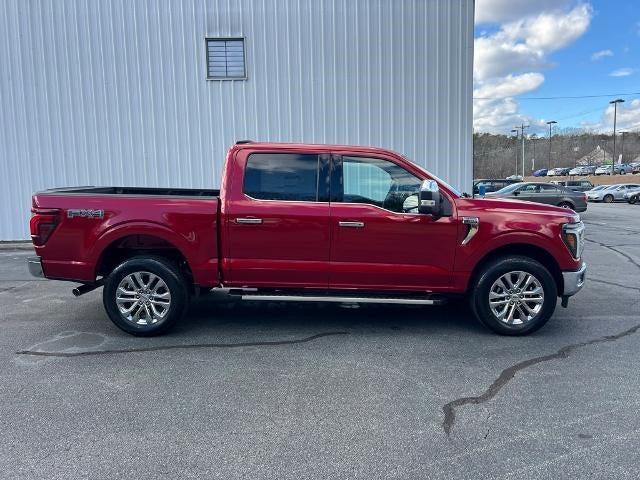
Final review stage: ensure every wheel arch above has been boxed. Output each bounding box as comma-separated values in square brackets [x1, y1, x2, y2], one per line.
[467, 243, 563, 296]
[95, 232, 194, 288]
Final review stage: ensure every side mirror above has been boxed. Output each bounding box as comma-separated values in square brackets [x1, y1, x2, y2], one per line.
[418, 180, 442, 216]
[513, 190, 520, 196]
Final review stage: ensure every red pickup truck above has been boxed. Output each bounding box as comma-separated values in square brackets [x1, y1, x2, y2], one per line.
[28, 142, 586, 336]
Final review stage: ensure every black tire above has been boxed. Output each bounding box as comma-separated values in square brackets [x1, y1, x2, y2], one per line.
[630, 197, 637, 205]
[470, 256, 557, 336]
[557, 201, 574, 210]
[103, 256, 189, 336]
[603, 194, 614, 203]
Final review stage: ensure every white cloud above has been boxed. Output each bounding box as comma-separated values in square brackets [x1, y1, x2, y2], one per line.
[473, 3, 593, 132]
[474, 5, 592, 81]
[474, 35, 547, 81]
[475, 0, 572, 24]
[474, 73, 545, 100]
[502, 4, 592, 51]
[473, 74, 545, 132]
[591, 49, 613, 61]
[609, 68, 636, 77]
[581, 99, 640, 132]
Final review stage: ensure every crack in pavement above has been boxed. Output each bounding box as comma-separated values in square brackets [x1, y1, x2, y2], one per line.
[16, 331, 350, 357]
[585, 238, 640, 271]
[589, 278, 640, 292]
[442, 323, 640, 436]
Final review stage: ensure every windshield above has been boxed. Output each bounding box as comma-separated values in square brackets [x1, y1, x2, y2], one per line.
[493, 182, 524, 194]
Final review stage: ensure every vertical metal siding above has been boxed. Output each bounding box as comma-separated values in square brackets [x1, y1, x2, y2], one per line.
[0, 0, 473, 240]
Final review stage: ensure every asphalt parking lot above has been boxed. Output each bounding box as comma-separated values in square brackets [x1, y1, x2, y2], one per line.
[1, 202, 639, 479]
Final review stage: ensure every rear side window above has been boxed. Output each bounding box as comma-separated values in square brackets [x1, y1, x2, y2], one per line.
[244, 153, 319, 201]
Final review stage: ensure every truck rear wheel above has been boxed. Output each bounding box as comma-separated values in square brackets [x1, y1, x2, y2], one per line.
[470, 256, 557, 335]
[103, 256, 189, 336]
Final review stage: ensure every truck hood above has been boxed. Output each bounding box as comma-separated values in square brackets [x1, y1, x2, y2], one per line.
[455, 197, 580, 223]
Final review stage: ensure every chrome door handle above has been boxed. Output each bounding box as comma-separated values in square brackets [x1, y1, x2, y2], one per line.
[235, 217, 263, 224]
[338, 221, 365, 228]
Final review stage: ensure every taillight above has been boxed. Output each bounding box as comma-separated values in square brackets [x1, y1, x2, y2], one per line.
[30, 208, 60, 246]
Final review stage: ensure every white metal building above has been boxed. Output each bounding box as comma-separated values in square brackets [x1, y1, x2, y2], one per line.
[0, 0, 474, 240]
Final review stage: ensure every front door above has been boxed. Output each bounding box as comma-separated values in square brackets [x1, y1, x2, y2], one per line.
[329, 154, 458, 291]
[224, 151, 331, 288]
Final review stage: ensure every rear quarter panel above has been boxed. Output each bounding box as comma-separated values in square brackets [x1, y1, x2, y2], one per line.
[32, 193, 219, 286]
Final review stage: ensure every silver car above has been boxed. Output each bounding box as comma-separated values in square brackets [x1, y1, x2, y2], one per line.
[623, 187, 640, 204]
[587, 184, 640, 202]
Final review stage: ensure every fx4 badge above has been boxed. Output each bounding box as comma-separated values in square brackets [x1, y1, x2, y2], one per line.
[67, 209, 104, 219]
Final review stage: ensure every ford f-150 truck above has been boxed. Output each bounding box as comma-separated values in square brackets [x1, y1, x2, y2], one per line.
[28, 142, 586, 336]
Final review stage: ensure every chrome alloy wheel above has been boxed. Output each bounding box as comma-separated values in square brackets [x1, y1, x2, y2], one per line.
[116, 271, 171, 326]
[488, 271, 544, 325]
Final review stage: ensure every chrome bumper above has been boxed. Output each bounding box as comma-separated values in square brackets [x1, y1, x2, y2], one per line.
[562, 262, 587, 296]
[27, 256, 44, 278]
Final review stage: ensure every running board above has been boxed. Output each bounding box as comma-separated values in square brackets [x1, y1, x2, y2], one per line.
[236, 294, 446, 305]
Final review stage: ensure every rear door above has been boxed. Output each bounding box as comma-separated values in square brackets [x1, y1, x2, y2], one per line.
[328, 154, 458, 291]
[223, 150, 331, 288]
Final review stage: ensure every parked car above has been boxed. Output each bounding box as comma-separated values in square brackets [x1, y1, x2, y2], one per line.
[595, 164, 634, 175]
[587, 183, 640, 202]
[626, 189, 640, 204]
[551, 180, 594, 192]
[533, 169, 548, 177]
[485, 182, 588, 212]
[585, 185, 607, 194]
[569, 166, 597, 176]
[506, 174, 523, 181]
[473, 178, 519, 195]
[547, 167, 571, 176]
[28, 142, 586, 337]
[630, 162, 640, 174]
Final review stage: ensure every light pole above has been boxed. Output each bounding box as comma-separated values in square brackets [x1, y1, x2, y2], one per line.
[546, 120, 557, 170]
[610, 99, 624, 174]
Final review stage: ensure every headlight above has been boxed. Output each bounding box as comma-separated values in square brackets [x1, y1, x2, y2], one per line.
[562, 222, 585, 259]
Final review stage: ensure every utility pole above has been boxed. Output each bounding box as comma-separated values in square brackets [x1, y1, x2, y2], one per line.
[546, 120, 557, 170]
[511, 129, 518, 176]
[610, 99, 624, 174]
[513, 123, 529, 177]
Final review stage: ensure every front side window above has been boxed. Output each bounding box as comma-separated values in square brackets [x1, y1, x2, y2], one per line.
[244, 153, 319, 201]
[341, 156, 422, 213]
[519, 184, 539, 192]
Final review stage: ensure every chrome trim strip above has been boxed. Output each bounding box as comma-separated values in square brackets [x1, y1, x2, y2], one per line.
[235, 217, 263, 224]
[461, 217, 479, 246]
[338, 221, 365, 228]
[240, 295, 437, 305]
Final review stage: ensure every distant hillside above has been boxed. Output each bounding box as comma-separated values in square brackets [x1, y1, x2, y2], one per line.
[473, 131, 640, 179]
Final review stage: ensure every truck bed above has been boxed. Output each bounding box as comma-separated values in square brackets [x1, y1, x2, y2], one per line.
[39, 186, 219, 197]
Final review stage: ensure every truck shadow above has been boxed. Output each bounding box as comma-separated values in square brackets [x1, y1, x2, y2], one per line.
[178, 293, 486, 337]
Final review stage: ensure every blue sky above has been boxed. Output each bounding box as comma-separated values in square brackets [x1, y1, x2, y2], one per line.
[473, 0, 640, 134]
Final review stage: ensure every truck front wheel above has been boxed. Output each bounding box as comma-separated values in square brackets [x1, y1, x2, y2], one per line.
[103, 256, 189, 336]
[470, 256, 557, 335]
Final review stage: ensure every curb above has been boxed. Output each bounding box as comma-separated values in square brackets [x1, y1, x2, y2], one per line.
[0, 242, 34, 251]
